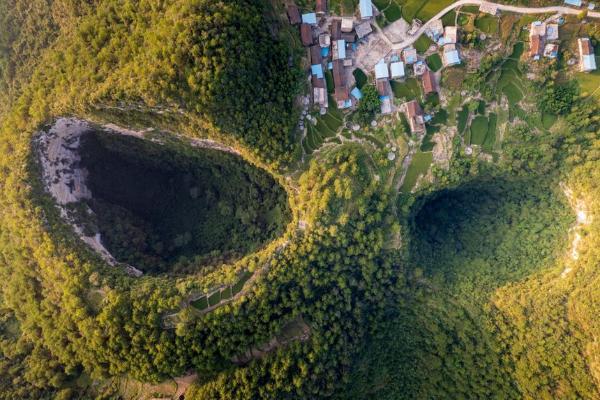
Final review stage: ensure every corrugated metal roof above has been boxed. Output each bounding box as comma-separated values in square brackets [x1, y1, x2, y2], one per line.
[444, 50, 461, 66]
[337, 40, 346, 59]
[583, 54, 597, 71]
[360, 0, 373, 19]
[311, 64, 324, 79]
[375, 62, 389, 79]
[351, 87, 363, 99]
[564, 0, 582, 6]
[390, 62, 405, 78]
[302, 13, 317, 24]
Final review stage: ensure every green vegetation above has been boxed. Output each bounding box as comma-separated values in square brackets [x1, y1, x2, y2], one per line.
[414, 34, 433, 53]
[2, 1, 600, 399]
[353, 68, 368, 89]
[441, 10, 456, 26]
[475, 14, 499, 34]
[469, 115, 489, 145]
[401, 151, 433, 192]
[391, 78, 421, 100]
[426, 53, 443, 72]
[399, 0, 456, 22]
[356, 85, 381, 124]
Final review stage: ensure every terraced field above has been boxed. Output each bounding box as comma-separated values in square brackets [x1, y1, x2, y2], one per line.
[303, 97, 344, 154]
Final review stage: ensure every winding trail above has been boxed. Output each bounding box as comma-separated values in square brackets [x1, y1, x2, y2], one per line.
[388, 1, 600, 50]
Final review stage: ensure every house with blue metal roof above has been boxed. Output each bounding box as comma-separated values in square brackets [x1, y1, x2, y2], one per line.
[359, 0, 373, 19]
[564, 0, 582, 6]
[351, 87, 363, 100]
[311, 64, 324, 79]
[442, 44, 461, 67]
[375, 62, 389, 80]
[302, 13, 317, 25]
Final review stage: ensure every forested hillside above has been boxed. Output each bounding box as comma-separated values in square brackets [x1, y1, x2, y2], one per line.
[0, 0, 599, 399]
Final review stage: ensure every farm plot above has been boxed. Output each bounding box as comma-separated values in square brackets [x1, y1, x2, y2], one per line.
[426, 53, 443, 72]
[353, 68, 368, 89]
[497, 59, 525, 106]
[374, 0, 403, 24]
[575, 63, 600, 100]
[475, 14, 499, 35]
[391, 78, 421, 101]
[401, 151, 433, 193]
[304, 101, 344, 154]
[482, 113, 497, 153]
[469, 115, 489, 145]
[414, 34, 433, 53]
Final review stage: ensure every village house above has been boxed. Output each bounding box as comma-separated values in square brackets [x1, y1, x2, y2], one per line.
[332, 39, 347, 60]
[564, 0, 582, 6]
[403, 47, 418, 64]
[360, 0, 373, 19]
[287, 4, 301, 25]
[301, 24, 313, 46]
[426, 20, 444, 42]
[404, 100, 425, 134]
[413, 61, 427, 76]
[444, 26, 458, 44]
[316, 0, 327, 15]
[390, 61, 405, 79]
[529, 21, 546, 60]
[578, 37, 598, 72]
[355, 21, 373, 39]
[546, 24, 559, 41]
[374, 61, 389, 80]
[530, 35, 543, 59]
[442, 44, 461, 66]
[333, 59, 352, 109]
[422, 70, 437, 95]
[312, 75, 328, 109]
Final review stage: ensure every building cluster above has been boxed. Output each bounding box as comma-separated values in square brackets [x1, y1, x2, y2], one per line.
[288, 0, 375, 112]
[529, 21, 560, 60]
[526, 20, 597, 73]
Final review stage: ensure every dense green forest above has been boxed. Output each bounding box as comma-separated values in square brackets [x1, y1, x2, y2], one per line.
[0, 0, 599, 399]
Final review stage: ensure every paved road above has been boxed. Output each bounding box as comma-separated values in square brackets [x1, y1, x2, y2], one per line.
[389, 0, 600, 50]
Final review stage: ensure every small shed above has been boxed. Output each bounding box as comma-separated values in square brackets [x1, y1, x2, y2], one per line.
[287, 5, 301, 25]
[544, 43, 559, 58]
[337, 40, 347, 59]
[311, 64, 324, 79]
[351, 87, 363, 100]
[302, 13, 317, 25]
[376, 79, 391, 97]
[341, 18, 354, 32]
[390, 61, 405, 79]
[319, 33, 331, 48]
[301, 24, 313, 46]
[375, 62, 389, 80]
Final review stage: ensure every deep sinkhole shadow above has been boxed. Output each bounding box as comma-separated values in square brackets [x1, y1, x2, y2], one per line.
[75, 129, 291, 274]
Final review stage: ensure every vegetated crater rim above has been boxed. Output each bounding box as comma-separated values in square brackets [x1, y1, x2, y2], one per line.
[34, 117, 293, 277]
